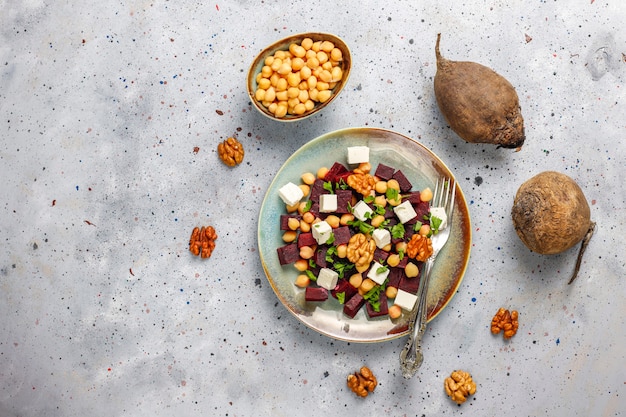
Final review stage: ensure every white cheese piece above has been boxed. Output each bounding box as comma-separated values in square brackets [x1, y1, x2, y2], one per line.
[352, 200, 373, 221]
[372, 228, 391, 249]
[278, 182, 304, 206]
[393, 200, 418, 224]
[319, 194, 338, 213]
[429, 207, 448, 230]
[312, 220, 333, 245]
[346, 146, 370, 164]
[367, 261, 390, 285]
[394, 289, 418, 311]
[317, 267, 339, 290]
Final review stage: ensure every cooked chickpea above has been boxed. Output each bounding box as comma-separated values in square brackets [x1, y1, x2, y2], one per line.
[317, 166, 329, 179]
[299, 184, 310, 197]
[349, 273, 363, 288]
[302, 211, 315, 224]
[356, 263, 370, 273]
[387, 195, 402, 206]
[318, 89, 332, 103]
[301, 172, 316, 185]
[420, 187, 433, 202]
[370, 214, 386, 228]
[287, 217, 300, 231]
[358, 162, 371, 173]
[396, 241, 407, 253]
[374, 195, 387, 208]
[330, 47, 343, 61]
[282, 230, 297, 243]
[375, 180, 388, 194]
[336, 244, 347, 258]
[419, 224, 431, 236]
[388, 304, 402, 319]
[323, 215, 338, 229]
[299, 246, 315, 260]
[360, 278, 376, 293]
[286, 202, 299, 213]
[294, 274, 310, 288]
[340, 213, 355, 225]
[294, 259, 309, 272]
[301, 37, 313, 50]
[385, 286, 398, 299]
[387, 253, 400, 267]
[405, 262, 419, 278]
[387, 179, 400, 191]
[299, 219, 311, 233]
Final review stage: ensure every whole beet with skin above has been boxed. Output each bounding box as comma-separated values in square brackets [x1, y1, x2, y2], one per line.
[434, 33, 525, 150]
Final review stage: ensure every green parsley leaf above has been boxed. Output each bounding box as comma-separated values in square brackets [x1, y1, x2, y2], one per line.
[376, 265, 388, 274]
[374, 204, 386, 215]
[333, 261, 354, 279]
[338, 179, 348, 190]
[391, 223, 405, 239]
[364, 195, 375, 203]
[303, 200, 312, 213]
[430, 215, 443, 235]
[308, 258, 317, 269]
[305, 269, 317, 281]
[323, 181, 334, 194]
[336, 292, 345, 304]
[413, 221, 423, 232]
[325, 233, 335, 245]
[386, 188, 399, 201]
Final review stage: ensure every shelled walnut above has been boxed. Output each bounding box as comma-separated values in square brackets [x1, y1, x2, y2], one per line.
[347, 171, 376, 196]
[346, 233, 376, 269]
[217, 137, 244, 167]
[491, 307, 519, 339]
[189, 226, 218, 258]
[347, 366, 377, 398]
[444, 370, 476, 405]
[406, 234, 433, 262]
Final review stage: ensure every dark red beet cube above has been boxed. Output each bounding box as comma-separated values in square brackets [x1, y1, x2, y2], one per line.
[335, 190, 353, 214]
[399, 273, 420, 294]
[332, 279, 357, 300]
[333, 226, 352, 246]
[366, 293, 389, 318]
[276, 243, 300, 265]
[309, 178, 326, 204]
[392, 170, 413, 192]
[343, 293, 365, 318]
[374, 163, 395, 180]
[297, 232, 317, 248]
[387, 267, 403, 288]
[403, 192, 422, 205]
[373, 247, 389, 264]
[325, 162, 349, 183]
[305, 287, 328, 302]
[315, 246, 328, 268]
[414, 201, 430, 221]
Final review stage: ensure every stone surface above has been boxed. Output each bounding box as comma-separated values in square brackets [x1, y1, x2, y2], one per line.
[1, 1, 625, 416]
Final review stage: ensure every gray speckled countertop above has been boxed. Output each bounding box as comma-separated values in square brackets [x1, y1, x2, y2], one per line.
[1, 1, 625, 416]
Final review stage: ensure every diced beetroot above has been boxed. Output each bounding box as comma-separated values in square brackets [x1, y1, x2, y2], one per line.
[324, 162, 349, 183]
[366, 293, 389, 318]
[343, 293, 365, 318]
[280, 214, 300, 230]
[309, 178, 326, 204]
[276, 243, 300, 265]
[374, 163, 395, 180]
[315, 246, 328, 268]
[335, 189, 353, 214]
[397, 255, 408, 268]
[414, 201, 430, 220]
[333, 226, 352, 246]
[387, 267, 403, 287]
[332, 279, 357, 300]
[305, 287, 328, 302]
[403, 192, 422, 205]
[399, 272, 421, 294]
[392, 170, 413, 192]
[373, 247, 389, 264]
[297, 232, 317, 248]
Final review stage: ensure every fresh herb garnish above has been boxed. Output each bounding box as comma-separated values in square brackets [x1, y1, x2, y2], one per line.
[348, 219, 374, 235]
[391, 223, 405, 239]
[413, 221, 423, 232]
[332, 260, 354, 278]
[323, 181, 334, 194]
[336, 292, 346, 304]
[386, 188, 399, 201]
[305, 269, 317, 281]
[363, 279, 387, 312]
[364, 195, 375, 203]
[303, 200, 313, 213]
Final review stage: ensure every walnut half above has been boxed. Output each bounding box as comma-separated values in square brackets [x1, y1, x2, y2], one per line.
[217, 137, 244, 167]
[189, 226, 218, 259]
[347, 366, 377, 398]
[491, 307, 519, 339]
[444, 370, 476, 405]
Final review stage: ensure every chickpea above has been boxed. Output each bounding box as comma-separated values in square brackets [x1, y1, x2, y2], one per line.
[301, 38, 313, 50]
[286, 202, 299, 213]
[330, 47, 343, 61]
[317, 166, 329, 179]
[294, 274, 310, 288]
[302, 211, 315, 224]
[387, 195, 402, 206]
[375, 180, 388, 194]
[282, 230, 297, 243]
[298, 184, 310, 197]
[405, 262, 419, 278]
[396, 241, 407, 253]
[374, 195, 387, 208]
[311, 41, 322, 52]
[356, 263, 370, 273]
[331, 66, 343, 82]
[387, 253, 400, 267]
[293, 103, 306, 115]
[318, 89, 332, 103]
[289, 43, 306, 58]
[325, 214, 340, 229]
[276, 77, 288, 92]
[299, 219, 311, 233]
[336, 244, 347, 258]
[287, 217, 300, 231]
[349, 273, 363, 289]
[358, 162, 371, 173]
[420, 187, 433, 202]
[255, 88, 266, 102]
[299, 246, 315, 260]
[301, 172, 316, 185]
[387, 179, 400, 191]
[360, 278, 376, 293]
[388, 304, 402, 319]
[304, 100, 315, 111]
[386, 286, 398, 299]
[419, 224, 431, 236]
[340, 213, 355, 225]
[258, 77, 271, 90]
[294, 259, 309, 272]
[370, 214, 386, 228]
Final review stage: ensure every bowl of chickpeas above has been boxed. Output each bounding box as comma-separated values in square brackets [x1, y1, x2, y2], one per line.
[247, 32, 352, 121]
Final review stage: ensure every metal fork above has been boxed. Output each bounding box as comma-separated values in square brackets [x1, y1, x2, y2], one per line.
[400, 178, 456, 379]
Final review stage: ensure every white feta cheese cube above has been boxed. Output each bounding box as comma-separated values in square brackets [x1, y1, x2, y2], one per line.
[393, 200, 418, 224]
[367, 261, 390, 285]
[319, 194, 338, 213]
[312, 220, 333, 245]
[394, 289, 418, 311]
[346, 146, 370, 164]
[317, 267, 339, 290]
[372, 228, 391, 249]
[352, 200, 373, 221]
[278, 182, 304, 206]
[429, 207, 448, 230]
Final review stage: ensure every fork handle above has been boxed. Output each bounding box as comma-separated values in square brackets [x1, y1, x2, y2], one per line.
[399, 259, 433, 379]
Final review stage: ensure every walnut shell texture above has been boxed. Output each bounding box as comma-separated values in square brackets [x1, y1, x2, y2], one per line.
[511, 171, 591, 254]
[434, 33, 525, 150]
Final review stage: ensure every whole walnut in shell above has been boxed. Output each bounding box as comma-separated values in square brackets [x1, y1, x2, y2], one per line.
[511, 171, 595, 283]
[434, 33, 525, 150]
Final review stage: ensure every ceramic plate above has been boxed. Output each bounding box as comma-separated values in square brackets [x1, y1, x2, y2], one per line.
[258, 127, 471, 343]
